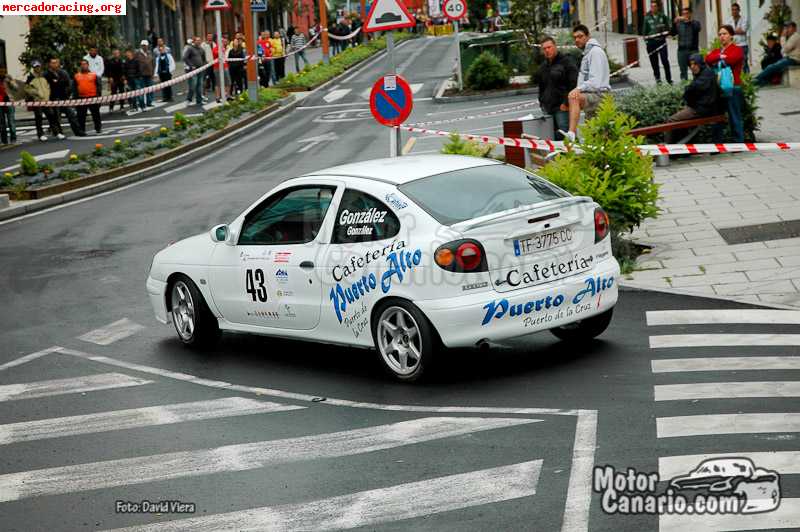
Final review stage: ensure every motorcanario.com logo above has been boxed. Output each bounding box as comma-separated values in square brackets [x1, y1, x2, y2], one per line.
[594, 457, 781, 516]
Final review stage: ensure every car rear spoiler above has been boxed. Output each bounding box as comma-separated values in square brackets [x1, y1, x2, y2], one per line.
[451, 196, 593, 232]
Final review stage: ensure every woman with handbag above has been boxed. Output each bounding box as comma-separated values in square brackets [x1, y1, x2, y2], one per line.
[705, 25, 745, 142]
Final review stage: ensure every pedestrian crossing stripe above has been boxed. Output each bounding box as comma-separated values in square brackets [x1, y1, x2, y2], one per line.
[0, 373, 151, 402]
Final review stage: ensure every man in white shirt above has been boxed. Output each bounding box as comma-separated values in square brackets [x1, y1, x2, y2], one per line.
[83, 46, 104, 94]
[727, 3, 749, 72]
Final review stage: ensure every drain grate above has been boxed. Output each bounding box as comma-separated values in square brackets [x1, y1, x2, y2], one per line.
[718, 220, 800, 245]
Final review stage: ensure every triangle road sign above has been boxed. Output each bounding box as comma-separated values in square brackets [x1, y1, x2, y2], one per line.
[204, 0, 230, 11]
[363, 0, 415, 33]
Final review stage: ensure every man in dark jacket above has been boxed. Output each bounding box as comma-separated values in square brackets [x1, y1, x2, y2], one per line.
[671, 6, 701, 81]
[665, 54, 720, 142]
[124, 48, 146, 112]
[105, 48, 126, 112]
[534, 37, 578, 141]
[182, 36, 206, 105]
[44, 58, 83, 137]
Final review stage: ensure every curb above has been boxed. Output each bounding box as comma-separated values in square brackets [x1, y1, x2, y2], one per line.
[0, 97, 299, 223]
[0, 38, 416, 223]
[619, 280, 800, 311]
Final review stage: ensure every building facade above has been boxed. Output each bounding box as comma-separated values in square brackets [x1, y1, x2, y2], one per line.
[0, 15, 30, 79]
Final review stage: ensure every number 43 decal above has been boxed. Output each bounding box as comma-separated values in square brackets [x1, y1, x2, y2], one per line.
[245, 269, 268, 302]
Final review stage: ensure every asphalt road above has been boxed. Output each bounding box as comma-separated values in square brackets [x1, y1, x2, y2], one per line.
[1, 35, 799, 531]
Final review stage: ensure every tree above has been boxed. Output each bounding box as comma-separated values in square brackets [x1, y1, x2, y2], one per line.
[19, 16, 121, 75]
[506, 0, 549, 47]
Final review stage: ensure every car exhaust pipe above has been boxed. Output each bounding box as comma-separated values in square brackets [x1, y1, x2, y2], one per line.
[476, 339, 491, 352]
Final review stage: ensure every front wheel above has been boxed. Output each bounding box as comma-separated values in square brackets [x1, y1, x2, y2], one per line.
[372, 301, 437, 382]
[549, 308, 613, 342]
[169, 275, 220, 347]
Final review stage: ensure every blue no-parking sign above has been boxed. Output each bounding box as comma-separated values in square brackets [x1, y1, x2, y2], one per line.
[369, 75, 413, 127]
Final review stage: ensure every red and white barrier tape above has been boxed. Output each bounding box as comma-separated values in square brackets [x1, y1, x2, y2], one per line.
[398, 125, 567, 151]
[610, 40, 668, 77]
[643, 30, 671, 41]
[0, 61, 214, 108]
[326, 26, 363, 41]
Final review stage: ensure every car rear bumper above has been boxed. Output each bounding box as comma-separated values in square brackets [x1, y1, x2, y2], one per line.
[146, 276, 169, 325]
[417, 258, 620, 348]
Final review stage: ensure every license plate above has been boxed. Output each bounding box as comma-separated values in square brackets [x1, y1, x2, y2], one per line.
[513, 226, 574, 256]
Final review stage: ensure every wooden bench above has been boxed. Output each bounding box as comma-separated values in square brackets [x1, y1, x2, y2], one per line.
[782, 65, 800, 88]
[630, 114, 727, 166]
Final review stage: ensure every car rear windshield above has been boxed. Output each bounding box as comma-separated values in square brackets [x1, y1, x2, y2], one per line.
[398, 165, 569, 225]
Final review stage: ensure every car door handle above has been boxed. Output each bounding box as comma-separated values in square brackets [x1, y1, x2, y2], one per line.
[300, 261, 315, 269]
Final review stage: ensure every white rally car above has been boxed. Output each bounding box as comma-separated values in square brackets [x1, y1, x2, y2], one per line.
[147, 155, 619, 381]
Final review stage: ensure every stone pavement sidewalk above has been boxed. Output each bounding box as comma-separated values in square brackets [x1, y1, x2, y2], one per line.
[596, 30, 800, 308]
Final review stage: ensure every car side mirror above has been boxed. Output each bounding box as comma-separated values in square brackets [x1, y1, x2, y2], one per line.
[210, 224, 229, 243]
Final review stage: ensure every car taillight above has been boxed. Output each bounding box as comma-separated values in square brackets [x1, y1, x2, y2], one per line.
[594, 208, 610, 243]
[434, 239, 487, 272]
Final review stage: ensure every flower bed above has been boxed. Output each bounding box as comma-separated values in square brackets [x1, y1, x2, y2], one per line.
[277, 32, 418, 91]
[1, 88, 287, 199]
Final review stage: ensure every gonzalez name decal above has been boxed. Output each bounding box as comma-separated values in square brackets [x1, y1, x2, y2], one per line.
[339, 208, 387, 226]
[481, 275, 614, 325]
[329, 247, 423, 323]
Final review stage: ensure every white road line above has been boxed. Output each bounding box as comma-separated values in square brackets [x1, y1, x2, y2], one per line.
[657, 413, 800, 438]
[562, 410, 597, 532]
[398, 37, 435, 74]
[77, 318, 145, 346]
[654, 381, 800, 401]
[202, 101, 221, 111]
[0, 347, 62, 371]
[322, 88, 352, 103]
[1, 149, 71, 172]
[108, 460, 542, 532]
[647, 309, 800, 326]
[297, 97, 434, 110]
[0, 373, 151, 403]
[0, 397, 303, 445]
[659, 498, 800, 532]
[410, 83, 424, 94]
[164, 101, 190, 114]
[359, 87, 371, 99]
[650, 334, 800, 348]
[0, 417, 538, 502]
[659, 451, 800, 480]
[652, 356, 800, 373]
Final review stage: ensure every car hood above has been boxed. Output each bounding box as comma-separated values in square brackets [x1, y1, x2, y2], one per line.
[154, 233, 215, 266]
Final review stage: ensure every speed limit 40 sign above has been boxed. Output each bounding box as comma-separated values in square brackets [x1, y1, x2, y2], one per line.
[443, 0, 466, 21]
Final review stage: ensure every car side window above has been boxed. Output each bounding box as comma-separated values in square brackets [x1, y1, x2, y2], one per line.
[239, 186, 335, 245]
[332, 189, 401, 244]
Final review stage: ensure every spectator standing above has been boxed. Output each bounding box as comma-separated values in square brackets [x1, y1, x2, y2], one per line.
[83, 46, 104, 95]
[534, 36, 578, 140]
[155, 44, 176, 102]
[24, 60, 59, 141]
[45, 58, 83, 137]
[213, 38, 232, 100]
[257, 31, 273, 87]
[136, 40, 155, 107]
[291, 31, 309, 73]
[665, 54, 721, 142]
[727, 3, 750, 73]
[228, 38, 246, 95]
[74, 59, 102, 135]
[566, 25, 611, 142]
[706, 25, 745, 142]
[105, 49, 125, 112]
[201, 34, 216, 97]
[271, 32, 285, 81]
[643, 1, 672, 83]
[182, 36, 206, 106]
[123, 49, 146, 113]
[550, 0, 561, 27]
[756, 22, 799, 85]
[0, 77, 16, 144]
[561, 0, 571, 29]
[671, 6, 701, 81]
[155, 38, 171, 55]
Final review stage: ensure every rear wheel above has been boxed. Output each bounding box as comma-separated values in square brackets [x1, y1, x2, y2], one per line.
[372, 301, 437, 382]
[169, 275, 220, 347]
[550, 308, 613, 342]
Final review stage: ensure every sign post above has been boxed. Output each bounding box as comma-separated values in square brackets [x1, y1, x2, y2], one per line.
[443, 0, 466, 91]
[363, 0, 415, 156]
[250, 0, 268, 98]
[205, 0, 231, 102]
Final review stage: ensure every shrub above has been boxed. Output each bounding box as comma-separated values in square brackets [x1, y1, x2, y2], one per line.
[2, 172, 14, 187]
[20, 151, 38, 176]
[540, 97, 660, 238]
[614, 83, 685, 140]
[173, 112, 190, 130]
[741, 73, 760, 141]
[465, 51, 509, 91]
[440, 133, 495, 157]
